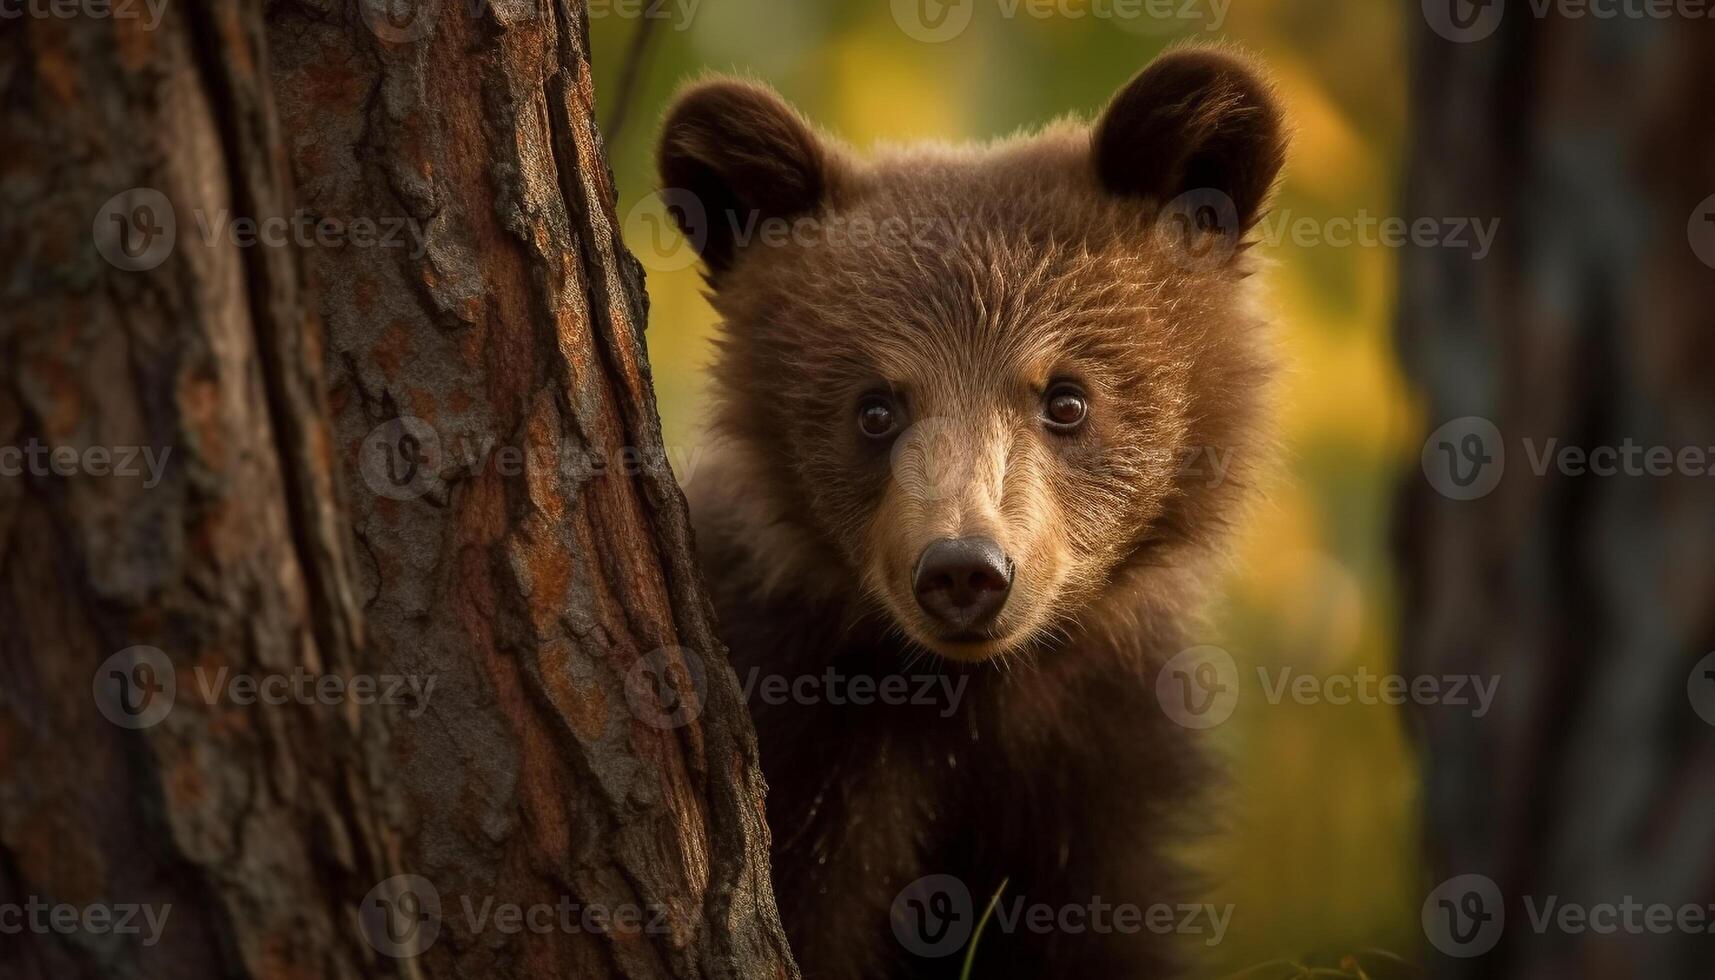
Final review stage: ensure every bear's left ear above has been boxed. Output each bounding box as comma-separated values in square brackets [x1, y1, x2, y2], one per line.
[1093, 47, 1287, 229]
[657, 78, 831, 275]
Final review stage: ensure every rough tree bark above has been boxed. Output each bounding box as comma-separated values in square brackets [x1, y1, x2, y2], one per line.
[1399, 9, 1715, 979]
[0, 1, 796, 978]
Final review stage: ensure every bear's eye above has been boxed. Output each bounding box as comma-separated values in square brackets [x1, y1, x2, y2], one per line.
[1043, 383, 1089, 432]
[858, 395, 899, 439]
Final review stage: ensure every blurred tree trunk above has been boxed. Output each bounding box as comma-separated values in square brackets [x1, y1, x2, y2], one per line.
[0, 1, 794, 979]
[1399, 11, 1715, 979]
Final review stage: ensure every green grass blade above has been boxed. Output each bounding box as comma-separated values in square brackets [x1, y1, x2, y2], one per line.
[958, 877, 1010, 980]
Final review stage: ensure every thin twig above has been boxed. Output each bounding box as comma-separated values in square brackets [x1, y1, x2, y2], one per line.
[602, 15, 662, 150]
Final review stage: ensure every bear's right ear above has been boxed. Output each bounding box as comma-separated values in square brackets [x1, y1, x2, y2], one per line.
[657, 79, 829, 275]
[1092, 48, 1287, 231]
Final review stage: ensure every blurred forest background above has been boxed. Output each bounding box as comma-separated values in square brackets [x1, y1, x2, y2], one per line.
[591, 2, 1423, 972]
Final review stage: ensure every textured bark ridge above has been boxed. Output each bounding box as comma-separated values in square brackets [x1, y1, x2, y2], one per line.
[1398, 13, 1715, 980]
[0, 1, 795, 978]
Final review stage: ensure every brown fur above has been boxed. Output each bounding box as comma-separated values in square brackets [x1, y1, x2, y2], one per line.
[660, 46, 1286, 979]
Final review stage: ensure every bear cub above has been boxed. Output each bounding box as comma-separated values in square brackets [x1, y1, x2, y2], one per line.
[657, 46, 1286, 980]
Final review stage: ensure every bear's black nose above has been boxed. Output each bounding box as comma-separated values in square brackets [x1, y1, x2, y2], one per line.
[912, 536, 1013, 634]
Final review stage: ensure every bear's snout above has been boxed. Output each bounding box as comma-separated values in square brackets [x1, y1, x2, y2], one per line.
[911, 536, 1014, 635]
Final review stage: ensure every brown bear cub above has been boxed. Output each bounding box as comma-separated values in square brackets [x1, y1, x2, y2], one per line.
[657, 46, 1286, 979]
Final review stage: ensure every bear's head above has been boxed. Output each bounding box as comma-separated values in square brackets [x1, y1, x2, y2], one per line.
[658, 47, 1286, 663]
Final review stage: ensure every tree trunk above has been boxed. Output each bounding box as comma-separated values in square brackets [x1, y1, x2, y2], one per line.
[0, 2, 795, 978]
[1399, 10, 1715, 979]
